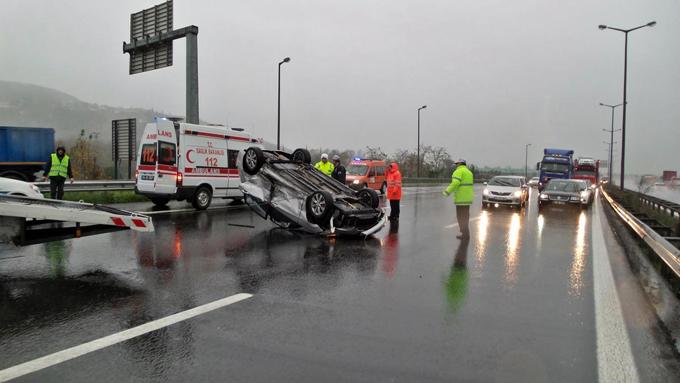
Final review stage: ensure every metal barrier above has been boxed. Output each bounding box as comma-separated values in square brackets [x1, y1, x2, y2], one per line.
[624, 188, 680, 233]
[601, 187, 680, 279]
[35, 180, 135, 193]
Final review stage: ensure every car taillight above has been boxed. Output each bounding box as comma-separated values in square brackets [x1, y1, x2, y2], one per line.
[176, 172, 183, 186]
[135, 170, 139, 179]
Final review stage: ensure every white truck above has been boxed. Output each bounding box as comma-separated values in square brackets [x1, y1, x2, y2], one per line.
[135, 119, 261, 210]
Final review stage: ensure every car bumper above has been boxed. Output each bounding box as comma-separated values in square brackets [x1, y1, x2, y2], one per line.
[483, 196, 522, 205]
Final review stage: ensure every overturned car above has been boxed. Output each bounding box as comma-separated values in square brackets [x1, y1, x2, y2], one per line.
[239, 147, 387, 236]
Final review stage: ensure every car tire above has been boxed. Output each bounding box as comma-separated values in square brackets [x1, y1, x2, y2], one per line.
[357, 188, 380, 209]
[291, 148, 312, 164]
[306, 191, 335, 226]
[380, 182, 387, 195]
[192, 187, 212, 210]
[243, 147, 265, 175]
[150, 197, 169, 206]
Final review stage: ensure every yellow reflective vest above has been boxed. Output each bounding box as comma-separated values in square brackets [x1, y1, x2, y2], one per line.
[314, 161, 334, 176]
[445, 164, 474, 205]
[48, 153, 70, 178]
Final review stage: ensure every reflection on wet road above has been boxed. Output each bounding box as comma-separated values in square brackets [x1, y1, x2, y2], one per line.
[0, 186, 677, 381]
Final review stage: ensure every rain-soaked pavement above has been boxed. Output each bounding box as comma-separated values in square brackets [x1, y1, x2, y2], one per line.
[1, 186, 679, 382]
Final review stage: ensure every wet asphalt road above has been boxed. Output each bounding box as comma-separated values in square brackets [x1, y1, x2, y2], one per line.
[1, 186, 679, 382]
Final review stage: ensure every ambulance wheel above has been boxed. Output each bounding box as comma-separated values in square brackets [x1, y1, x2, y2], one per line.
[357, 188, 380, 209]
[150, 197, 169, 207]
[380, 182, 387, 195]
[306, 191, 334, 226]
[192, 187, 212, 210]
[243, 147, 265, 175]
[291, 148, 312, 164]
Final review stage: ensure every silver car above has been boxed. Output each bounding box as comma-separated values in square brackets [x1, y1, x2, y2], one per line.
[0, 177, 44, 199]
[239, 147, 387, 236]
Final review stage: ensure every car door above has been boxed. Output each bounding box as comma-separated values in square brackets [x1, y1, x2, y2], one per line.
[155, 140, 178, 195]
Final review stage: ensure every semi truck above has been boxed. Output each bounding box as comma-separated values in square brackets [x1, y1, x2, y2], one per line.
[0, 126, 55, 181]
[573, 157, 599, 187]
[536, 148, 574, 190]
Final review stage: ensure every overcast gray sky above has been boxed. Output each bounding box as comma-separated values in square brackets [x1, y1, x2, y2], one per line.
[1, 0, 678, 173]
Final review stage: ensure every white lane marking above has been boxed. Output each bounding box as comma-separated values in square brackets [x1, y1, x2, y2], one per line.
[0, 293, 253, 382]
[444, 216, 481, 229]
[592, 202, 639, 383]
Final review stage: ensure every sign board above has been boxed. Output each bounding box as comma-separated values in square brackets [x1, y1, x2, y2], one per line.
[128, 0, 174, 74]
[112, 119, 136, 161]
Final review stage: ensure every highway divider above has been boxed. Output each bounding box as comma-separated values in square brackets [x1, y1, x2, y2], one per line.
[601, 186, 680, 279]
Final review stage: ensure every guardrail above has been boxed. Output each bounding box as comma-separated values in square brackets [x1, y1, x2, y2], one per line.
[601, 187, 680, 279]
[623, 188, 680, 233]
[35, 180, 135, 193]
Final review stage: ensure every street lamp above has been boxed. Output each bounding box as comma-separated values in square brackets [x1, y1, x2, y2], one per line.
[524, 143, 531, 181]
[417, 105, 427, 178]
[599, 102, 623, 183]
[598, 21, 656, 190]
[277, 57, 291, 150]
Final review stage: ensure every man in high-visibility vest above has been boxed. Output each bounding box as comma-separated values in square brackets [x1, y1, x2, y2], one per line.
[443, 158, 474, 239]
[42, 145, 74, 200]
[314, 153, 334, 176]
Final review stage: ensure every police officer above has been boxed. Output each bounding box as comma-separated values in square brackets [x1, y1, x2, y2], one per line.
[43, 145, 74, 200]
[314, 153, 334, 176]
[443, 158, 474, 239]
[331, 155, 346, 183]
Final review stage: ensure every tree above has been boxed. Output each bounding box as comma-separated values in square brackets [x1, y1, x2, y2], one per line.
[364, 146, 387, 160]
[68, 129, 105, 179]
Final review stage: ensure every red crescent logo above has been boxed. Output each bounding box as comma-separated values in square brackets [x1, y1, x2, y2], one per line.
[186, 149, 195, 164]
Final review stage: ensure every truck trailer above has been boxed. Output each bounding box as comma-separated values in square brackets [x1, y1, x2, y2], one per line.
[573, 157, 599, 188]
[0, 126, 55, 181]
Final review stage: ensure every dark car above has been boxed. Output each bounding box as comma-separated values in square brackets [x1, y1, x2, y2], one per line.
[538, 179, 590, 211]
[238, 147, 387, 236]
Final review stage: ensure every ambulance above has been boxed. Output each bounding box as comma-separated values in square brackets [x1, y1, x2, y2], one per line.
[135, 118, 261, 210]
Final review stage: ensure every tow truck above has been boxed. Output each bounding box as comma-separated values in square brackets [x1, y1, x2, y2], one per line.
[0, 195, 153, 246]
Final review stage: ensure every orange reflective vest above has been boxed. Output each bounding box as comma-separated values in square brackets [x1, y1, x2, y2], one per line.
[386, 164, 402, 200]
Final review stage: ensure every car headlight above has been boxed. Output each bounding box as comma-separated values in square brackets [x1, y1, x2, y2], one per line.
[513, 190, 522, 198]
[483, 188, 489, 196]
[540, 193, 548, 199]
[352, 180, 360, 184]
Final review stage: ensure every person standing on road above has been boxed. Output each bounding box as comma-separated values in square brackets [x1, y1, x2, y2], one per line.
[43, 145, 74, 200]
[314, 153, 334, 176]
[386, 162, 402, 221]
[331, 155, 346, 183]
[443, 159, 474, 239]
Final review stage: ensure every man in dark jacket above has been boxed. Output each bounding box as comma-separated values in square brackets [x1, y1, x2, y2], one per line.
[43, 145, 74, 200]
[331, 155, 346, 184]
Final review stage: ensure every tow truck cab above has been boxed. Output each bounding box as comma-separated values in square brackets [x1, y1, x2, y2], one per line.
[135, 119, 261, 209]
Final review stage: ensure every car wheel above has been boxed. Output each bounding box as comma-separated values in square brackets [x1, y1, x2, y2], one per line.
[150, 197, 169, 206]
[380, 182, 387, 195]
[357, 188, 380, 209]
[192, 187, 212, 210]
[291, 148, 312, 164]
[306, 191, 335, 226]
[243, 147, 265, 175]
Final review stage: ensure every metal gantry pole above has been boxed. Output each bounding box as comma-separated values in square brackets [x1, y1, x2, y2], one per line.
[186, 29, 199, 124]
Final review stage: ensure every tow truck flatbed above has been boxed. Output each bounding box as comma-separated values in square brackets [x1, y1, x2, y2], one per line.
[0, 195, 153, 246]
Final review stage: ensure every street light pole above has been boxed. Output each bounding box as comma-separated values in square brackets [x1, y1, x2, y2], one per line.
[277, 57, 291, 150]
[417, 105, 427, 178]
[524, 143, 531, 181]
[599, 21, 655, 190]
[599, 102, 622, 182]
